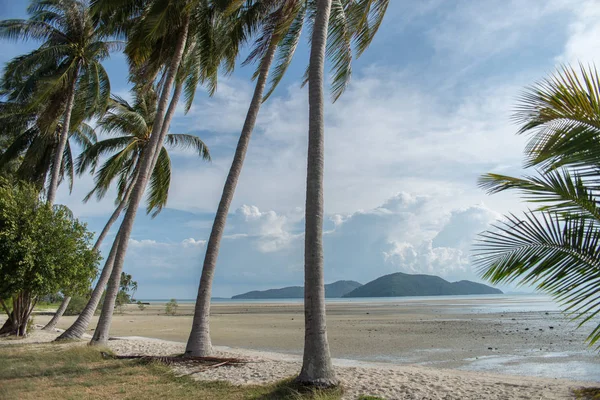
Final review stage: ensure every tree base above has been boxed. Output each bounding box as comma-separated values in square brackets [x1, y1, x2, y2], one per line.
[294, 375, 339, 389]
[56, 330, 83, 341]
[184, 345, 213, 358]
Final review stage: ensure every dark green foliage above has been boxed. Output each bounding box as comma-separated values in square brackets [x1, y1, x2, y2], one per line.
[64, 294, 90, 316]
[0, 179, 99, 334]
[342, 273, 501, 298]
[0, 180, 99, 299]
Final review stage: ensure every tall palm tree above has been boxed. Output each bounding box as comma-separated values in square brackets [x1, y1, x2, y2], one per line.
[473, 65, 600, 347]
[0, 0, 119, 205]
[57, 88, 210, 340]
[185, 0, 389, 359]
[88, 0, 232, 345]
[297, 0, 389, 386]
[298, 0, 336, 386]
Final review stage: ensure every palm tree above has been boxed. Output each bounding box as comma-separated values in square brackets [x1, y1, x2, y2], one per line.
[185, 0, 310, 358]
[88, 0, 235, 346]
[185, 0, 389, 359]
[297, 0, 389, 386]
[298, 0, 337, 386]
[473, 65, 600, 347]
[0, 98, 97, 191]
[57, 88, 210, 340]
[87, 0, 194, 346]
[0, 0, 119, 205]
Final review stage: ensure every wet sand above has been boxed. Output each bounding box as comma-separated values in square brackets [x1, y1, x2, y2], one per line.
[35, 296, 600, 382]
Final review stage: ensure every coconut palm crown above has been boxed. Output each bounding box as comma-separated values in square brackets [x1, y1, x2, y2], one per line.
[0, 0, 121, 203]
[77, 88, 211, 217]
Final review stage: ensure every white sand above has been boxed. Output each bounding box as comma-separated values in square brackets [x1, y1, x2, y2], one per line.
[2, 327, 592, 400]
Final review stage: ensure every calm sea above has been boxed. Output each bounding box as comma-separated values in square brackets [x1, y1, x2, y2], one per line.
[138, 294, 562, 313]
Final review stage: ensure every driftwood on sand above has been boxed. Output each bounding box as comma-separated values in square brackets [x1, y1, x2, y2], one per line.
[100, 352, 251, 374]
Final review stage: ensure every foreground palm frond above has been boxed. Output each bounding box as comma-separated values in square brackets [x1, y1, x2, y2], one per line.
[476, 64, 600, 348]
[473, 212, 600, 345]
[516, 64, 600, 173]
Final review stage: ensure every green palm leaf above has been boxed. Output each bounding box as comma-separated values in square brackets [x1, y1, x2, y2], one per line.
[164, 134, 211, 161]
[473, 212, 600, 346]
[147, 146, 171, 217]
[479, 170, 600, 221]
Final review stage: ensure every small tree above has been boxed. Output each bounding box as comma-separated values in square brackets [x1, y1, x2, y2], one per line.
[165, 299, 178, 316]
[0, 180, 99, 336]
[136, 301, 146, 311]
[115, 272, 138, 313]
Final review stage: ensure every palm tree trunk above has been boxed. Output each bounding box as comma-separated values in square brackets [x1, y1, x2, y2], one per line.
[46, 65, 80, 205]
[41, 295, 71, 331]
[185, 42, 278, 357]
[296, 0, 337, 387]
[150, 81, 183, 172]
[90, 19, 190, 346]
[55, 179, 136, 340]
[44, 173, 136, 333]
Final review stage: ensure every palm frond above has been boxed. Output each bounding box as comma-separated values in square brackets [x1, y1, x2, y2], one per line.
[164, 133, 210, 161]
[479, 170, 600, 221]
[473, 211, 600, 346]
[516, 64, 600, 171]
[146, 146, 170, 217]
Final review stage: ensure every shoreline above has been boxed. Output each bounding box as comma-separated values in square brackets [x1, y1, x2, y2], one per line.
[2, 327, 595, 400]
[27, 296, 600, 382]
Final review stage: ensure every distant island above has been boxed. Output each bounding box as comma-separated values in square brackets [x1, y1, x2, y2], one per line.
[232, 280, 362, 299]
[343, 272, 502, 297]
[232, 272, 502, 299]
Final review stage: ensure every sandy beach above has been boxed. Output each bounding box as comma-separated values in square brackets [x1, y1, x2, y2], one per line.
[1, 325, 594, 400]
[30, 295, 600, 383]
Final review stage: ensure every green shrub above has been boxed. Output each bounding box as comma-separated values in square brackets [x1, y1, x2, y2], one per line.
[64, 295, 90, 316]
[165, 299, 178, 316]
[137, 301, 146, 311]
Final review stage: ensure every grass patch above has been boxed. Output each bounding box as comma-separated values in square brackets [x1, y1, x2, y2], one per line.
[574, 388, 600, 399]
[0, 344, 343, 400]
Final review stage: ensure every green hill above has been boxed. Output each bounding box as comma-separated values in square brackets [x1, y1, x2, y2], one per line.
[342, 272, 502, 297]
[232, 280, 362, 299]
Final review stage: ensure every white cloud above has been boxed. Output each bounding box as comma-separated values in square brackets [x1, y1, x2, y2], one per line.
[120, 193, 502, 298]
[559, 0, 600, 64]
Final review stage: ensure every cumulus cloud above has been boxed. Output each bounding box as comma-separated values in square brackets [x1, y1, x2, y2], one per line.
[560, 0, 600, 64]
[118, 193, 501, 298]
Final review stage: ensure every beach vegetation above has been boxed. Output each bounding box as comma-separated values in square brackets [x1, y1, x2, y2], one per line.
[0, 179, 99, 336]
[64, 294, 91, 316]
[0, 344, 345, 399]
[165, 299, 179, 316]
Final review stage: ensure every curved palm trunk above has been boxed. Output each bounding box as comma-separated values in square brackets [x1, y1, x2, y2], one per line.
[90, 19, 190, 346]
[41, 296, 70, 331]
[150, 81, 183, 171]
[185, 42, 278, 357]
[55, 181, 136, 340]
[296, 0, 337, 387]
[44, 179, 136, 333]
[47, 66, 79, 205]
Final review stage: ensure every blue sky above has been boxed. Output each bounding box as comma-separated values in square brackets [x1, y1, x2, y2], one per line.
[1, 0, 599, 298]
